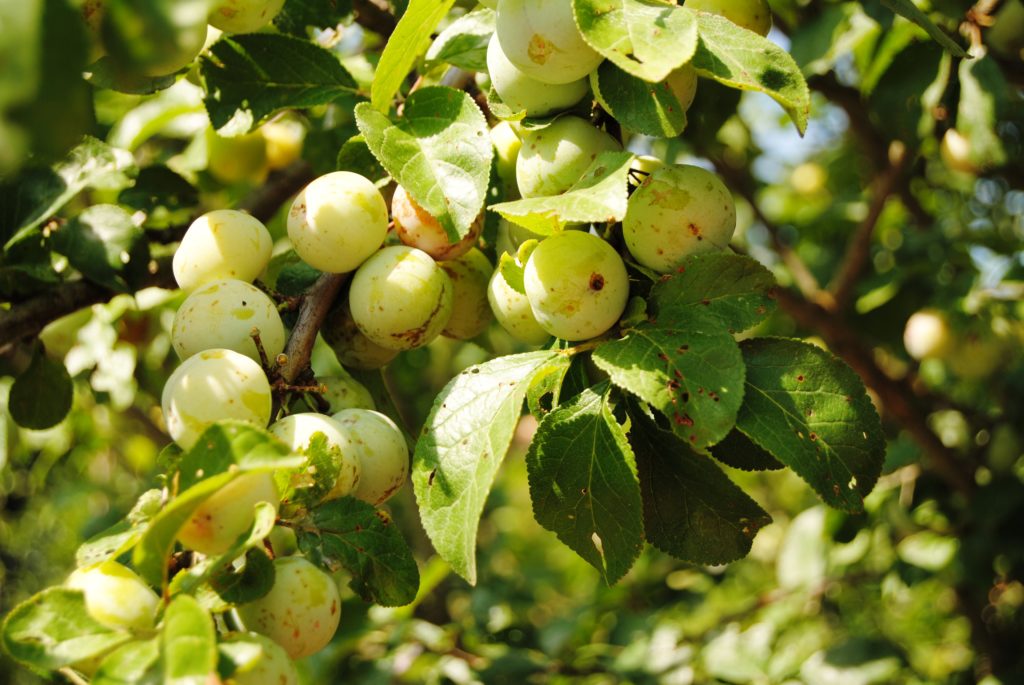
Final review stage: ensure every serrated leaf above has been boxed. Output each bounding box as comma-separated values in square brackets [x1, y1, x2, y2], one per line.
[207, 547, 276, 606]
[77, 489, 163, 567]
[490, 151, 634, 235]
[650, 252, 777, 334]
[201, 33, 359, 134]
[691, 12, 811, 135]
[356, 87, 492, 241]
[590, 61, 689, 137]
[710, 429, 783, 471]
[371, 0, 457, 111]
[336, 135, 389, 183]
[735, 338, 885, 512]
[425, 7, 495, 71]
[50, 204, 148, 292]
[413, 350, 559, 584]
[957, 55, 1008, 168]
[879, 0, 967, 57]
[593, 310, 744, 450]
[175, 422, 303, 492]
[274, 0, 354, 36]
[161, 595, 216, 685]
[9, 350, 72, 430]
[573, 0, 698, 82]
[629, 404, 771, 565]
[526, 384, 643, 584]
[297, 497, 419, 606]
[525, 353, 575, 417]
[1, 588, 130, 671]
[284, 432, 343, 507]
[92, 638, 162, 685]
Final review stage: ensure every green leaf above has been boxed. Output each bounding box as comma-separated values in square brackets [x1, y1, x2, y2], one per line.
[425, 7, 495, 71]
[691, 12, 811, 135]
[1, 588, 130, 671]
[957, 55, 1008, 168]
[629, 404, 771, 564]
[9, 350, 73, 430]
[93, 638, 162, 685]
[710, 429, 783, 471]
[735, 338, 885, 513]
[526, 384, 643, 584]
[161, 595, 216, 685]
[77, 490, 165, 567]
[525, 353, 575, 417]
[297, 497, 420, 606]
[175, 422, 301, 492]
[412, 350, 560, 584]
[370, 0, 457, 111]
[85, 56, 179, 95]
[489, 151, 634, 235]
[108, 81, 205, 152]
[201, 33, 359, 134]
[336, 135, 389, 183]
[284, 432, 343, 507]
[208, 547, 276, 606]
[878, 0, 967, 57]
[649, 252, 777, 334]
[275, 0, 354, 36]
[593, 310, 745, 450]
[119, 166, 199, 229]
[50, 204, 149, 292]
[573, 0, 698, 82]
[356, 87, 492, 241]
[590, 61, 689, 137]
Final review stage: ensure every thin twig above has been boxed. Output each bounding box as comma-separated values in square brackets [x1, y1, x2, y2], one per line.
[278, 273, 348, 383]
[352, 0, 397, 36]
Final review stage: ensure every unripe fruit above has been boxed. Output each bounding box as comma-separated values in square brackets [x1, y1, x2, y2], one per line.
[66, 561, 159, 632]
[331, 409, 408, 505]
[162, 349, 272, 450]
[220, 633, 298, 685]
[486, 35, 589, 117]
[209, 0, 286, 34]
[392, 185, 482, 261]
[946, 331, 1006, 380]
[288, 172, 389, 273]
[490, 122, 522, 194]
[487, 266, 551, 345]
[260, 119, 305, 171]
[940, 129, 977, 174]
[348, 246, 454, 351]
[172, 279, 286, 363]
[629, 155, 665, 187]
[516, 116, 621, 198]
[495, 0, 604, 84]
[319, 373, 376, 413]
[664, 63, 699, 113]
[320, 300, 400, 370]
[623, 164, 736, 272]
[685, 0, 772, 36]
[206, 128, 269, 185]
[235, 557, 341, 660]
[440, 248, 494, 340]
[173, 210, 273, 291]
[524, 231, 629, 341]
[177, 472, 279, 556]
[102, 0, 209, 77]
[790, 162, 828, 195]
[269, 413, 360, 500]
[903, 309, 954, 361]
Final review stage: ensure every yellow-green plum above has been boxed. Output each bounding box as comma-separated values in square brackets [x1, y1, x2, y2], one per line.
[209, 0, 286, 34]
[486, 34, 588, 117]
[220, 633, 298, 685]
[235, 556, 341, 660]
[320, 300, 400, 370]
[490, 122, 522, 195]
[161, 349, 272, 449]
[348, 246, 454, 351]
[319, 372, 376, 413]
[440, 248, 494, 340]
[287, 172, 389, 273]
[495, 0, 604, 84]
[487, 264, 551, 345]
[946, 330, 1007, 380]
[623, 164, 736, 272]
[102, 0, 209, 77]
[523, 231, 629, 341]
[331, 409, 409, 505]
[177, 472, 279, 556]
[392, 185, 482, 261]
[172, 279, 286, 362]
[940, 129, 977, 174]
[207, 128, 269, 185]
[173, 210, 273, 291]
[516, 116, 621, 198]
[66, 561, 159, 632]
[903, 309, 954, 361]
[664, 63, 698, 113]
[260, 119, 305, 171]
[685, 0, 772, 36]
[269, 413, 360, 500]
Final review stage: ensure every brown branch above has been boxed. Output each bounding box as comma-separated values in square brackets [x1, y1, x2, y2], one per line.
[278, 273, 348, 383]
[352, 0, 397, 36]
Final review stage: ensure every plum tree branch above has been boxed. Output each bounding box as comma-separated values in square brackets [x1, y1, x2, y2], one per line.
[352, 0, 397, 36]
[279, 272, 348, 384]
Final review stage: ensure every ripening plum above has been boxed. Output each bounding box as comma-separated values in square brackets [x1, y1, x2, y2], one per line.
[440, 248, 494, 340]
[331, 409, 408, 505]
[102, 0, 209, 76]
[288, 172, 389, 273]
[173, 210, 273, 291]
[486, 34, 589, 117]
[348, 246, 454, 351]
[161, 349, 273, 449]
[487, 264, 551, 345]
[320, 300, 400, 370]
[622, 164, 736, 272]
[220, 633, 298, 685]
[319, 372, 376, 413]
[664, 63, 699, 113]
[495, 0, 604, 84]
[516, 116, 621, 198]
[940, 129, 977, 174]
[66, 561, 159, 632]
[392, 185, 482, 261]
[260, 118, 305, 171]
[206, 128, 269, 185]
[172, 279, 286, 362]
[177, 472, 279, 556]
[209, 0, 286, 34]
[685, 0, 773, 36]
[235, 556, 341, 660]
[268, 413, 360, 500]
[491, 121, 522, 195]
[903, 309, 954, 361]
[523, 231, 629, 341]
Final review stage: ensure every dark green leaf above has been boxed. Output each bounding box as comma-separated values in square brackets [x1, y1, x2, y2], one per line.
[161, 595, 216, 685]
[208, 547, 276, 605]
[175, 422, 302, 492]
[879, 0, 967, 57]
[370, 0, 457, 111]
[50, 204, 149, 292]
[85, 56, 179, 95]
[525, 353, 575, 417]
[9, 350, 72, 430]
[336, 135, 389, 182]
[119, 167, 199, 229]
[957, 55, 1008, 168]
[275, 0, 354, 36]
[710, 429, 783, 471]
[590, 61, 689, 138]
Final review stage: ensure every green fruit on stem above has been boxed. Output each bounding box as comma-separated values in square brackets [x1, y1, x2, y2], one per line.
[172, 279, 286, 363]
[903, 309, 954, 361]
[173, 210, 273, 291]
[206, 128, 269, 185]
[487, 263, 550, 345]
[440, 248, 494, 340]
[516, 116, 621, 198]
[320, 300, 400, 370]
[288, 171, 389, 273]
[318, 372, 376, 413]
[209, 0, 286, 34]
[268, 413, 360, 500]
[486, 34, 588, 117]
[177, 472, 279, 556]
[684, 0, 772, 36]
[220, 633, 298, 685]
[392, 185, 482, 261]
[331, 409, 409, 505]
[523, 231, 629, 341]
[495, 0, 604, 84]
[66, 561, 159, 632]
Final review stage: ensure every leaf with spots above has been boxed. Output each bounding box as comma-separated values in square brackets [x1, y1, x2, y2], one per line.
[593, 309, 745, 450]
[526, 384, 644, 584]
[590, 61, 690, 138]
[735, 338, 885, 512]
[412, 350, 560, 584]
[628, 402, 772, 564]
